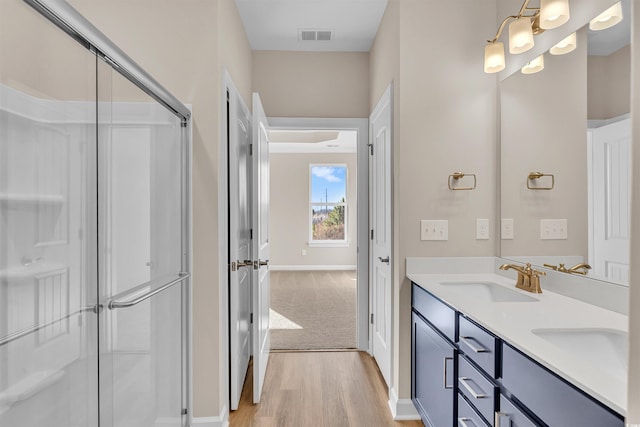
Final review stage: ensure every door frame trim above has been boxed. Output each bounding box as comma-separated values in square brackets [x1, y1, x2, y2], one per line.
[268, 117, 369, 351]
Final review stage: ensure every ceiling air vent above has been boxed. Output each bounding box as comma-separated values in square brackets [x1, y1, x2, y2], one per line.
[299, 29, 333, 42]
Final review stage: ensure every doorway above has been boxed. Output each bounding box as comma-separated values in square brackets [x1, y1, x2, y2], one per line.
[268, 131, 358, 350]
[268, 118, 370, 353]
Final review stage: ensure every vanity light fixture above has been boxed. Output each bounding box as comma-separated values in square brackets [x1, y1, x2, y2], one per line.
[521, 54, 545, 74]
[589, 1, 623, 31]
[484, 0, 571, 74]
[550, 32, 577, 55]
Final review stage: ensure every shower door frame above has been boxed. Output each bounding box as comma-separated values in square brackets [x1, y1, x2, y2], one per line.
[21, 0, 193, 425]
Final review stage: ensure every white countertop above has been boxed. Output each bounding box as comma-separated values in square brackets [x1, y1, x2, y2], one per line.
[407, 271, 628, 415]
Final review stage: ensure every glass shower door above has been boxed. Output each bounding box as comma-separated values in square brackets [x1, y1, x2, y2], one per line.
[0, 1, 99, 426]
[97, 61, 187, 427]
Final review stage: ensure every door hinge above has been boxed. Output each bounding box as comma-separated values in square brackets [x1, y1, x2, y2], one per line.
[370, 313, 374, 324]
[182, 408, 188, 415]
[368, 143, 374, 155]
[250, 313, 254, 324]
[370, 229, 374, 240]
[249, 143, 253, 155]
[250, 228, 253, 240]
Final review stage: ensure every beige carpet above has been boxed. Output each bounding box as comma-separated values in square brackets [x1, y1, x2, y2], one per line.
[270, 270, 357, 350]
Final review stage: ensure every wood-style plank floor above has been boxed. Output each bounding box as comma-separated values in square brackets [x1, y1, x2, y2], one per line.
[230, 351, 424, 427]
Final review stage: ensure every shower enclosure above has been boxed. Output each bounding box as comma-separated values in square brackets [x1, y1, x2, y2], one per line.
[0, 1, 191, 426]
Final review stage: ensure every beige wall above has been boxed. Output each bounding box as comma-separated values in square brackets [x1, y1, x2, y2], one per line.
[252, 51, 370, 118]
[269, 153, 357, 267]
[501, 29, 588, 259]
[1, 0, 95, 100]
[70, 0, 252, 418]
[370, 0, 498, 400]
[588, 45, 631, 120]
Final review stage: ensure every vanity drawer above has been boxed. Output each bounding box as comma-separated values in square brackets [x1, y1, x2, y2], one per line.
[458, 393, 490, 427]
[497, 395, 539, 427]
[412, 283, 456, 342]
[458, 315, 499, 378]
[458, 355, 496, 424]
[501, 343, 624, 427]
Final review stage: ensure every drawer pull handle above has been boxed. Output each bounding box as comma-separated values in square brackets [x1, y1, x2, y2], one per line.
[495, 412, 510, 427]
[458, 418, 478, 427]
[459, 377, 489, 399]
[460, 336, 489, 353]
[443, 356, 454, 389]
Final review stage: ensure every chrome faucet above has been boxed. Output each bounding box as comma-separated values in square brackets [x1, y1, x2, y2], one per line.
[500, 263, 546, 294]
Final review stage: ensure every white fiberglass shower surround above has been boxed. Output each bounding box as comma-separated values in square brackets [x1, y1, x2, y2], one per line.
[0, 1, 192, 426]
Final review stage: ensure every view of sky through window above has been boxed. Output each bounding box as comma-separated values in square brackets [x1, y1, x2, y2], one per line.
[311, 165, 346, 203]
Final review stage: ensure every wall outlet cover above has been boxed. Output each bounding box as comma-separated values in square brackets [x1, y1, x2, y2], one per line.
[501, 218, 514, 240]
[476, 219, 489, 240]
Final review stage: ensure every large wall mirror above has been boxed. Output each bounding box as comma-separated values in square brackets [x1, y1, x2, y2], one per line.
[500, 0, 631, 286]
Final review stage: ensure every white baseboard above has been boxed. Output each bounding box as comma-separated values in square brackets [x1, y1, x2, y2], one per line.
[270, 265, 357, 271]
[191, 405, 228, 427]
[388, 387, 420, 421]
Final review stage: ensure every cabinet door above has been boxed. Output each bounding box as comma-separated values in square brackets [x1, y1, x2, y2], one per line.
[412, 312, 456, 427]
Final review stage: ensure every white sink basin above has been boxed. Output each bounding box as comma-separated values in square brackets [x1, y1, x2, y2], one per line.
[439, 281, 538, 302]
[532, 328, 628, 381]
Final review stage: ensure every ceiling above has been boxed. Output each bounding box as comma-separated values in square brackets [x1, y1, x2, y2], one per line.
[235, 0, 388, 52]
[269, 130, 358, 153]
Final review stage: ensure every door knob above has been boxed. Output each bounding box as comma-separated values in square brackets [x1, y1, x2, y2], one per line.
[253, 259, 269, 269]
[231, 260, 253, 271]
[378, 256, 390, 264]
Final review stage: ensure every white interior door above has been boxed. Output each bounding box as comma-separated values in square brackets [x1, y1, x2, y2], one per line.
[369, 85, 392, 387]
[590, 118, 631, 284]
[251, 93, 271, 403]
[229, 88, 252, 410]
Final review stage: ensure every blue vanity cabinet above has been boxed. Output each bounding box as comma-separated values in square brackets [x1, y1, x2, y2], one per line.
[501, 343, 624, 427]
[456, 316, 499, 426]
[412, 284, 457, 427]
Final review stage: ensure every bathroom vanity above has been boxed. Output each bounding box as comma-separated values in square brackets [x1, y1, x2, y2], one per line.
[408, 258, 626, 427]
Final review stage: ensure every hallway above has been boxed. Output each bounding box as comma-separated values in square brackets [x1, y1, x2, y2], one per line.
[230, 351, 423, 427]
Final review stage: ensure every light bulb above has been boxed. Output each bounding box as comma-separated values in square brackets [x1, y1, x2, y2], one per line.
[484, 42, 505, 73]
[509, 17, 535, 54]
[550, 32, 577, 55]
[540, 0, 570, 29]
[521, 55, 544, 74]
[590, 2, 623, 31]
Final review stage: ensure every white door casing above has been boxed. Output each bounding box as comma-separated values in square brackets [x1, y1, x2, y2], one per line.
[229, 88, 252, 411]
[251, 93, 271, 403]
[369, 85, 393, 387]
[589, 118, 631, 284]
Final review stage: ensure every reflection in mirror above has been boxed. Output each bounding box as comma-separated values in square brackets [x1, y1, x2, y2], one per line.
[500, 0, 630, 286]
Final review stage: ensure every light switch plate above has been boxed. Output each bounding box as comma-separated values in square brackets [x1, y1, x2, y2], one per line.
[476, 219, 489, 240]
[421, 220, 448, 241]
[501, 218, 514, 240]
[540, 219, 568, 240]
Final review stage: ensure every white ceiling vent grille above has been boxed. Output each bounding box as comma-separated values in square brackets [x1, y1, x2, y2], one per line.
[299, 29, 333, 42]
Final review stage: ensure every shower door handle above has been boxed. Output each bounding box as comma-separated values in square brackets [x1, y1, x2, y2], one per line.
[108, 272, 190, 309]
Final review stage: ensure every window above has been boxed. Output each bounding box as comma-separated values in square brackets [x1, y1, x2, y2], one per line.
[310, 164, 347, 245]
